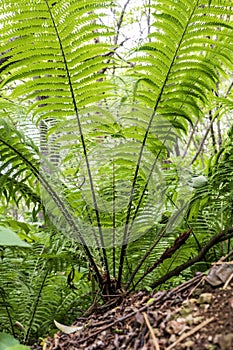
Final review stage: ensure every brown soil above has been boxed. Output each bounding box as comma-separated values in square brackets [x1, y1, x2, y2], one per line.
[44, 270, 233, 350]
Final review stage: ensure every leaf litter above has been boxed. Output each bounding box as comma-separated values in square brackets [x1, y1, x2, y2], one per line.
[35, 263, 233, 350]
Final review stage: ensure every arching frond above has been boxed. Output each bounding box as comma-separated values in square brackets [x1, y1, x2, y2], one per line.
[0, 0, 114, 116]
[117, 0, 233, 287]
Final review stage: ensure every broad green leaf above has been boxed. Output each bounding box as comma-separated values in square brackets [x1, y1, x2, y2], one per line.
[0, 333, 29, 350]
[0, 226, 31, 247]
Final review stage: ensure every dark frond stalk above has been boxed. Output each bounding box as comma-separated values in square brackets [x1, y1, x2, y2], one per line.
[79, 184, 103, 266]
[23, 269, 49, 344]
[150, 227, 233, 289]
[125, 225, 168, 290]
[123, 101, 193, 289]
[131, 228, 192, 290]
[214, 84, 222, 151]
[85, 209, 105, 268]
[117, 1, 199, 289]
[44, 0, 111, 287]
[217, 120, 222, 150]
[0, 137, 103, 285]
[0, 288, 15, 337]
[123, 134, 186, 289]
[123, 146, 166, 289]
[112, 162, 116, 277]
[209, 110, 217, 154]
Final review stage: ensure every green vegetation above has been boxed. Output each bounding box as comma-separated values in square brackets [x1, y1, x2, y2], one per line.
[0, 0, 233, 345]
[0, 333, 29, 350]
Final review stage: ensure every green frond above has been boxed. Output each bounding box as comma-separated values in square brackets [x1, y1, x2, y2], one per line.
[131, 0, 233, 136]
[0, 119, 41, 211]
[0, 0, 115, 122]
[0, 237, 91, 341]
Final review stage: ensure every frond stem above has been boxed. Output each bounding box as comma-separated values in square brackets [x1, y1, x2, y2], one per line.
[150, 227, 233, 289]
[44, 0, 110, 286]
[117, 0, 199, 288]
[0, 289, 15, 337]
[0, 137, 103, 285]
[125, 225, 168, 290]
[24, 269, 49, 344]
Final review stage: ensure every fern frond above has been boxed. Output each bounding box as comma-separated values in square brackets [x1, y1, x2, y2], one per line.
[132, 0, 233, 122]
[116, 0, 233, 287]
[0, 119, 104, 284]
[0, 118, 41, 212]
[0, 236, 91, 342]
[0, 0, 114, 118]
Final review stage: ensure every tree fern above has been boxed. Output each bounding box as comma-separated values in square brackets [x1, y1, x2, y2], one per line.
[0, 0, 233, 300]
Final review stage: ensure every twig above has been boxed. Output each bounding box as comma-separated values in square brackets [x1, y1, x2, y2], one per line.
[190, 81, 233, 165]
[212, 261, 233, 265]
[169, 274, 204, 295]
[143, 312, 160, 350]
[188, 275, 206, 298]
[114, 0, 131, 45]
[165, 317, 214, 350]
[223, 271, 233, 289]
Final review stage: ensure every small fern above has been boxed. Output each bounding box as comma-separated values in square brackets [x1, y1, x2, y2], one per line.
[0, 233, 92, 343]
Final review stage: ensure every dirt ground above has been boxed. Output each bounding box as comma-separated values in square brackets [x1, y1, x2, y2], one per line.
[44, 263, 233, 350]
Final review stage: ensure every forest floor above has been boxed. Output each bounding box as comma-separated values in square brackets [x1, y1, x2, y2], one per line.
[42, 263, 233, 350]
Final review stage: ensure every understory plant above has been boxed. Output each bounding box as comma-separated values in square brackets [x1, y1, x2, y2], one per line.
[0, 0, 233, 343]
[0, 221, 92, 343]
